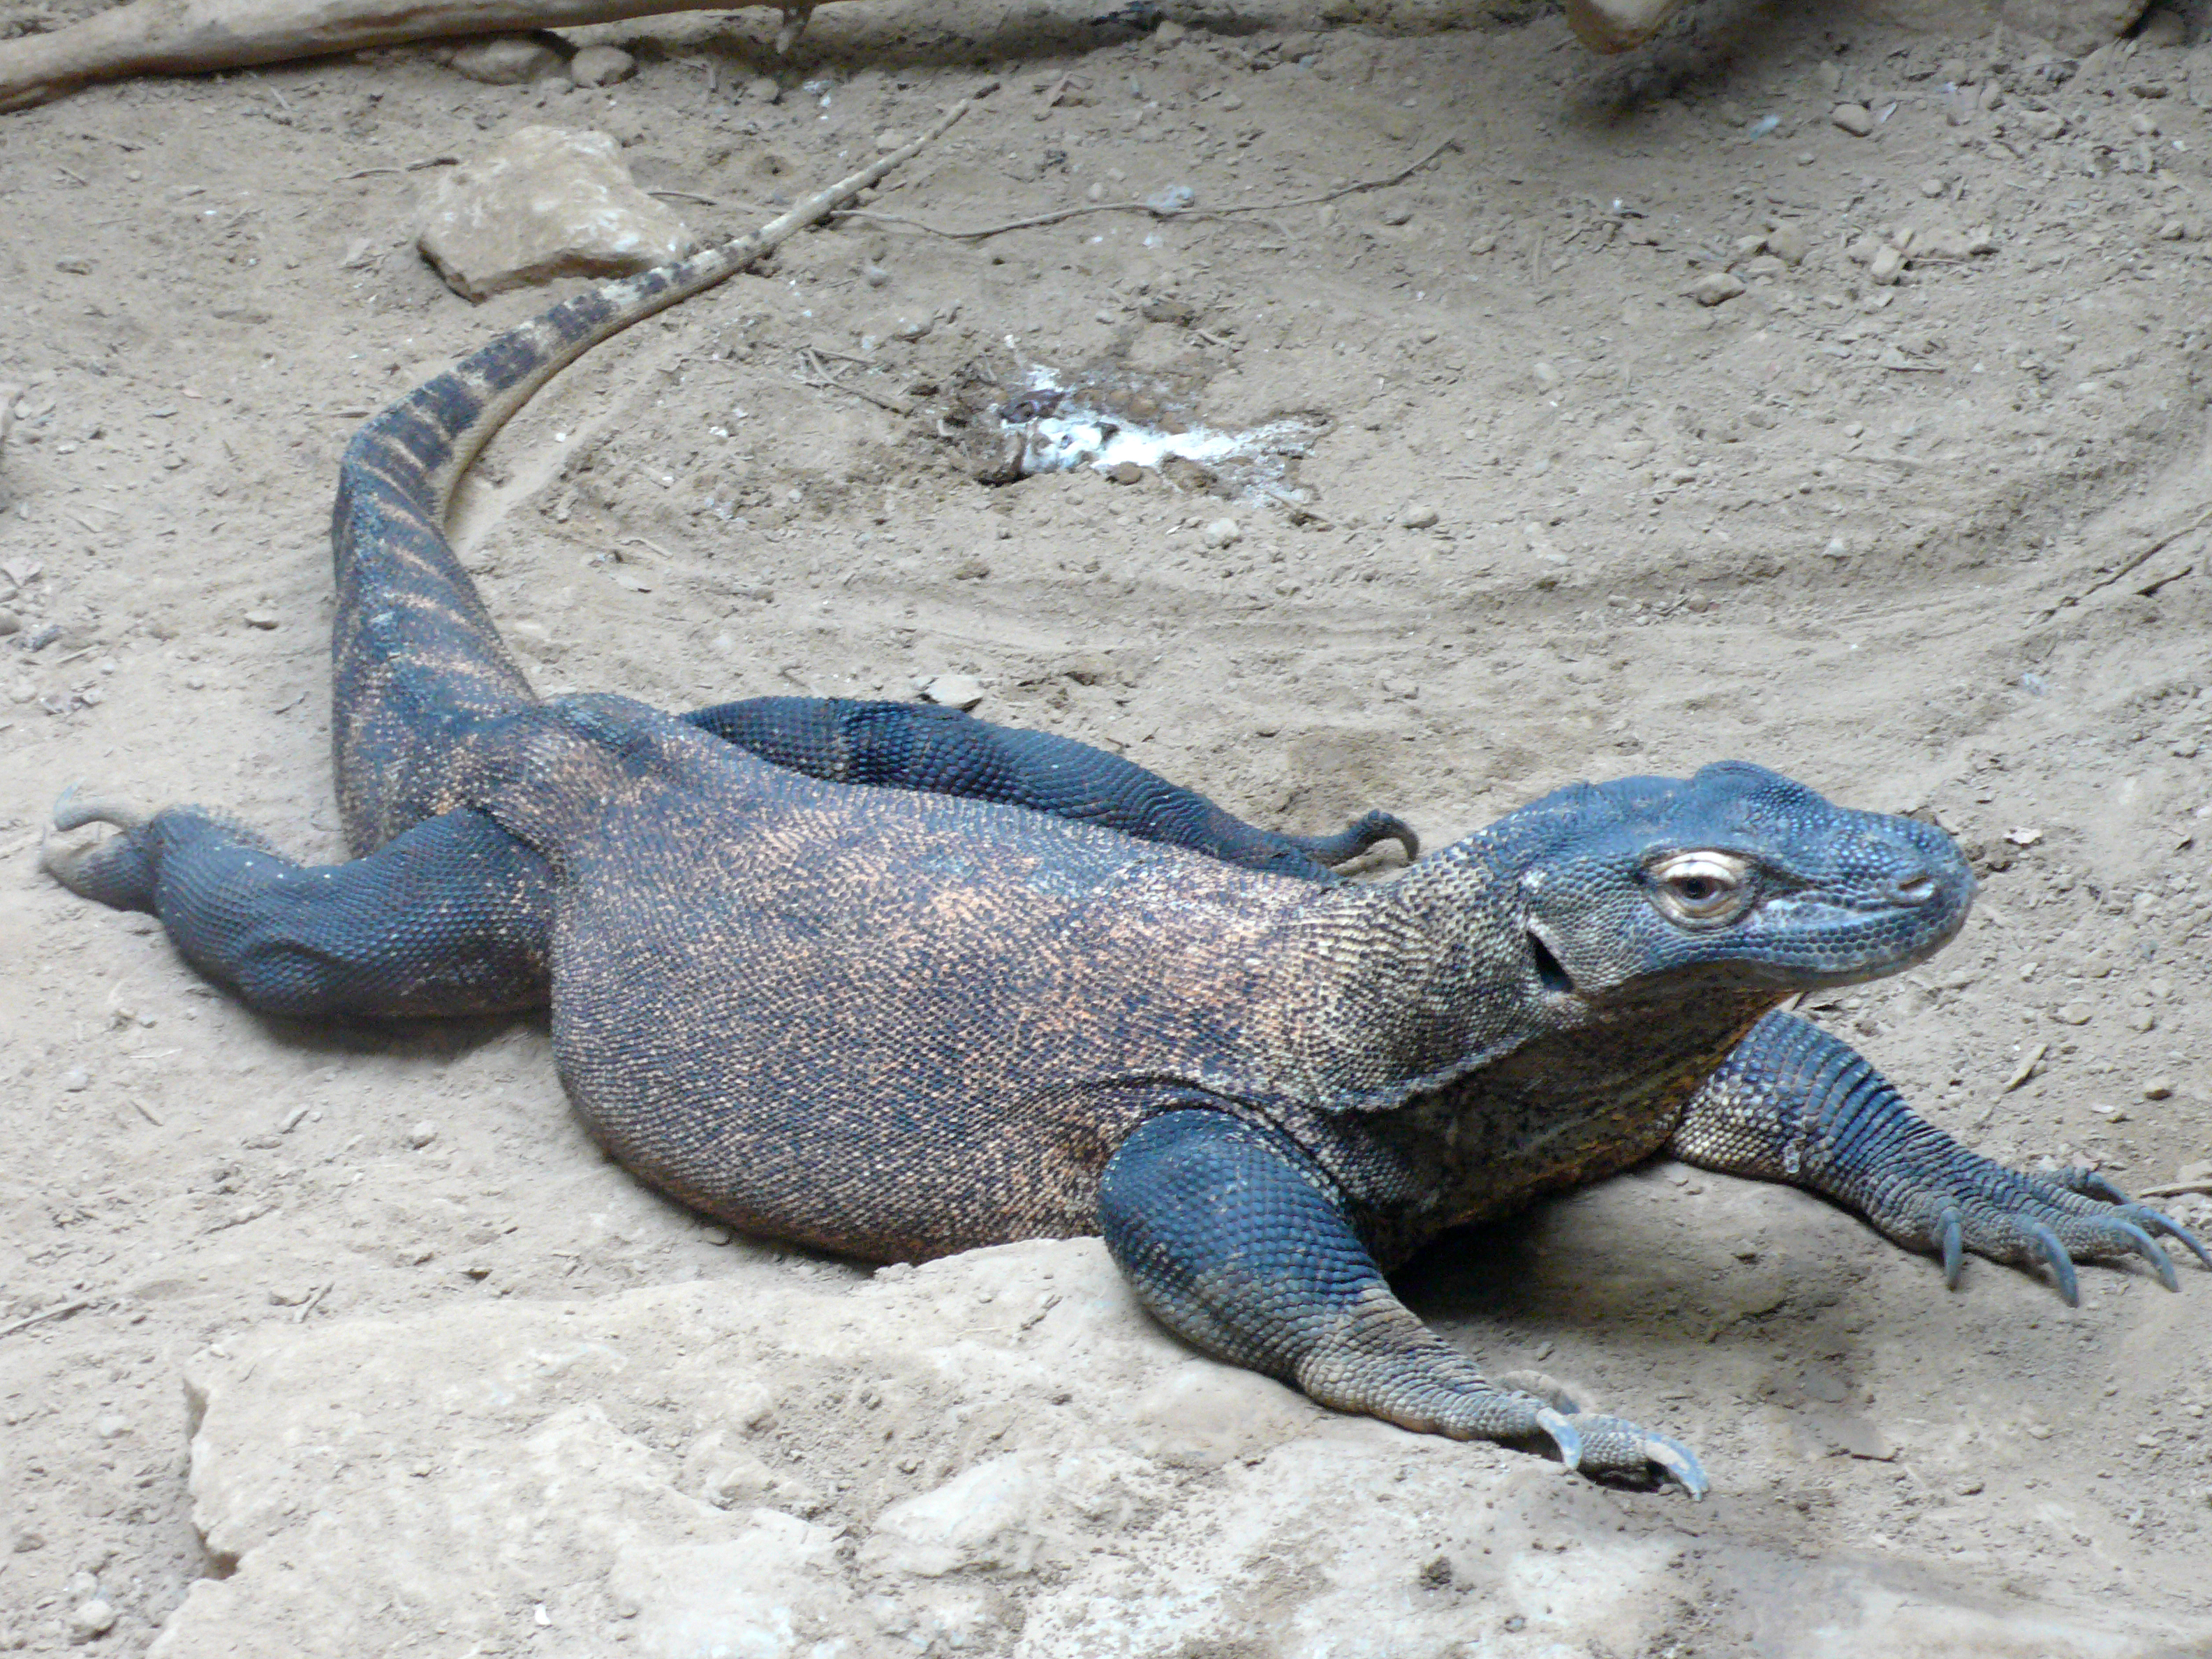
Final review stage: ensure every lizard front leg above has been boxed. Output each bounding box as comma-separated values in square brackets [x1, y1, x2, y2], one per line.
[1669, 1010, 2210, 1304]
[1100, 1109, 1707, 1494]
[43, 797, 552, 1018]
[682, 696, 1416, 882]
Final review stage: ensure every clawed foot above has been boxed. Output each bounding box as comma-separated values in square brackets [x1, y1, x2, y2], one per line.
[1496, 1368, 1709, 1499]
[1905, 1161, 2211, 1306]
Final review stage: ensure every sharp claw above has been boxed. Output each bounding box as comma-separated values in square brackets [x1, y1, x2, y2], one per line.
[1641, 1433, 1709, 1501]
[2110, 1219, 2179, 1291]
[1940, 1207, 1963, 1290]
[50, 786, 147, 835]
[2066, 1167, 2132, 1205]
[1535, 1406, 1583, 1473]
[2027, 1220, 2079, 1306]
[2136, 1211, 2212, 1274]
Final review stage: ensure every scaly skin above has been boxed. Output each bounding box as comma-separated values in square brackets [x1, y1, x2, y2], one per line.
[42, 154, 2208, 1498]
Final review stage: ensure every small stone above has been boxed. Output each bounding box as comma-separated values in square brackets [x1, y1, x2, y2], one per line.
[2054, 1002, 2093, 1026]
[243, 609, 279, 629]
[448, 36, 568, 85]
[406, 1121, 438, 1149]
[63, 1067, 91, 1091]
[2003, 826, 2043, 846]
[1153, 17, 1186, 45]
[417, 126, 698, 301]
[1689, 271, 1746, 306]
[700, 1225, 732, 1245]
[2021, 108, 2068, 140]
[920, 674, 986, 711]
[95, 1414, 130, 1440]
[1200, 518, 1241, 550]
[1399, 504, 1440, 529]
[1919, 177, 1946, 198]
[875, 130, 907, 154]
[0, 610, 17, 637]
[1954, 1475, 1984, 1496]
[2142, 1079, 2174, 1100]
[2024, 1421, 2052, 1440]
[2131, 110, 2160, 135]
[951, 556, 989, 580]
[1868, 244, 1906, 286]
[567, 45, 635, 88]
[1107, 461, 1143, 485]
[1831, 103, 1875, 137]
[9, 1529, 43, 1553]
[1379, 205, 1413, 226]
[1816, 59, 1843, 94]
[744, 76, 781, 103]
[68, 1600, 117, 1642]
[1531, 360, 1561, 390]
[1765, 221, 1810, 265]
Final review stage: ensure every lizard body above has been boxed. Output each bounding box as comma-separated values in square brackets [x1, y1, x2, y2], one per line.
[45, 133, 2206, 1494]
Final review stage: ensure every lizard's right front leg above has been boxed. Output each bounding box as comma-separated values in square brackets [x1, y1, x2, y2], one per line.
[1099, 1109, 1707, 1495]
[43, 797, 552, 1018]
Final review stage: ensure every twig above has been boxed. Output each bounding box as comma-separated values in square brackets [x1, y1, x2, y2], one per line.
[2048, 502, 2212, 617]
[337, 155, 456, 180]
[0, 1298, 91, 1340]
[131, 1097, 164, 1126]
[834, 138, 1463, 243]
[243, 67, 290, 109]
[2000, 1043, 2047, 1092]
[2138, 1180, 2212, 1199]
[649, 189, 720, 205]
[795, 369, 915, 417]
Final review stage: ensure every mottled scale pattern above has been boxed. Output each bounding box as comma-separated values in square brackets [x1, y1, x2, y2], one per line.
[44, 168, 2211, 1497]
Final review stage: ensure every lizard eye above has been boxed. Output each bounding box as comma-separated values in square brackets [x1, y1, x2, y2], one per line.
[1647, 851, 1754, 927]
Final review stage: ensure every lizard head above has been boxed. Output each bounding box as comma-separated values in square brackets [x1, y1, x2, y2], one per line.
[1485, 760, 1973, 1002]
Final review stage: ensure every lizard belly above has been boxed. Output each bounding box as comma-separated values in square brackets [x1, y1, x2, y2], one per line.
[531, 742, 1297, 1262]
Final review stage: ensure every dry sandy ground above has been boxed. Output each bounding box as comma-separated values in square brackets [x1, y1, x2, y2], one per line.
[2, 0, 2211, 1652]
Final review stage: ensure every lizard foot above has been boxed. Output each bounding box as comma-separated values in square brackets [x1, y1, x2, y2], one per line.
[1905, 1158, 2209, 1306]
[1496, 1369, 1708, 1498]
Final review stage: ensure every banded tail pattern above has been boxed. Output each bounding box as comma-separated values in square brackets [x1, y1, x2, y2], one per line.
[326, 89, 993, 854]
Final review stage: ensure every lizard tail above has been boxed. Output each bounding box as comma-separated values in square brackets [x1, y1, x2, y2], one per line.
[326, 87, 993, 854]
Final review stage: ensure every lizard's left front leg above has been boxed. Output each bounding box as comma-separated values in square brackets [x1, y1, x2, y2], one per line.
[1671, 1010, 2210, 1304]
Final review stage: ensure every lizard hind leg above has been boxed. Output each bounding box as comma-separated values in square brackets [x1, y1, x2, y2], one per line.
[1098, 1109, 1708, 1496]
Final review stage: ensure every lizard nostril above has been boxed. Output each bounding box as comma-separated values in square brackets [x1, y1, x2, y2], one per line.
[1893, 873, 1938, 905]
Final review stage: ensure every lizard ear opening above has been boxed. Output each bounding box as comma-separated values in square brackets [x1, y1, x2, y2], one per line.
[1527, 928, 1575, 994]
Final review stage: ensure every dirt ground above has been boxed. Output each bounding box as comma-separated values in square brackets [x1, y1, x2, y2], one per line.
[3, 0, 2211, 1651]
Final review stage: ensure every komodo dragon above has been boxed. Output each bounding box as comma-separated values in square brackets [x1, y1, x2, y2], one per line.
[43, 126, 2207, 1502]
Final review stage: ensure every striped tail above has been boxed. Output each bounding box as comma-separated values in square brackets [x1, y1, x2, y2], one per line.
[326, 88, 992, 854]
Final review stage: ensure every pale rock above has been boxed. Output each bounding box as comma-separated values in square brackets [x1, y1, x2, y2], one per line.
[1200, 517, 1241, 549]
[920, 673, 986, 710]
[1868, 244, 1907, 286]
[1831, 103, 1875, 136]
[1561, 0, 1688, 52]
[1399, 504, 1440, 529]
[447, 35, 567, 85]
[1765, 221, 1811, 265]
[417, 127, 698, 302]
[1689, 271, 1746, 306]
[568, 45, 636, 88]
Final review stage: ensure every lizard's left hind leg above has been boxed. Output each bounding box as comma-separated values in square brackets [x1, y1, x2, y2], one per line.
[44, 797, 552, 1017]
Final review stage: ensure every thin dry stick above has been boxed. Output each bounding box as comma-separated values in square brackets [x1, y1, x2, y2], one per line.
[836, 137, 1462, 242]
[2138, 1181, 2212, 1200]
[0, 1298, 91, 1340]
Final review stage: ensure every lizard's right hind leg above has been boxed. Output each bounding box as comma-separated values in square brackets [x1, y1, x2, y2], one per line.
[43, 797, 552, 1018]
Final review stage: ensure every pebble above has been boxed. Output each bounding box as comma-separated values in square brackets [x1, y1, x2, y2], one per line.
[448, 36, 567, 85]
[1831, 103, 1875, 137]
[244, 609, 279, 629]
[745, 76, 781, 103]
[1378, 205, 1413, 226]
[920, 674, 986, 711]
[96, 1414, 130, 1440]
[567, 45, 635, 88]
[406, 1121, 438, 1149]
[2131, 110, 2160, 135]
[1107, 461, 1144, 485]
[0, 609, 17, 636]
[1868, 244, 1906, 286]
[876, 130, 907, 153]
[63, 1068, 91, 1092]
[417, 126, 698, 301]
[1919, 177, 1945, 198]
[2054, 1002, 2093, 1026]
[1688, 271, 1746, 307]
[1531, 360, 1560, 390]
[2142, 1079, 2174, 1101]
[1765, 221, 1809, 265]
[1200, 518, 1241, 549]
[2021, 109, 2067, 140]
[68, 1601, 117, 1642]
[1399, 504, 1440, 529]
[1815, 60, 1843, 94]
